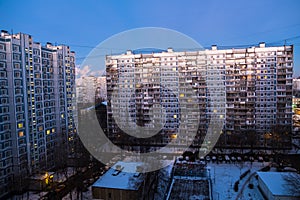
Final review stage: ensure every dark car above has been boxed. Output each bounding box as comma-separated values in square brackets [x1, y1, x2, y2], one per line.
[218, 155, 223, 162]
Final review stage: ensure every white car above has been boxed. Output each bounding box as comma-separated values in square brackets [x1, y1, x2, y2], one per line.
[231, 156, 236, 161]
[212, 156, 217, 162]
[225, 155, 230, 162]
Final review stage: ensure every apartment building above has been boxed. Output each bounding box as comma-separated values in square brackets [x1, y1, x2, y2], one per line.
[106, 43, 293, 149]
[0, 30, 76, 197]
[76, 75, 107, 104]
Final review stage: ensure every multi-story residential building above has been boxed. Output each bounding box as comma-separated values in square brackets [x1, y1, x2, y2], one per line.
[76, 75, 107, 104]
[0, 30, 76, 198]
[96, 76, 107, 101]
[106, 43, 293, 150]
[293, 78, 300, 91]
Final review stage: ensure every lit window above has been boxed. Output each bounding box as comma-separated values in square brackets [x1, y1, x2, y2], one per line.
[46, 130, 50, 135]
[52, 128, 55, 133]
[39, 126, 43, 131]
[18, 131, 24, 137]
[173, 115, 177, 119]
[18, 122, 23, 128]
[171, 134, 177, 139]
[179, 94, 184, 97]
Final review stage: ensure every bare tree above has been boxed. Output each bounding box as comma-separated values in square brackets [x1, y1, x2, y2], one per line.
[271, 125, 291, 150]
[282, 173, 300, 196]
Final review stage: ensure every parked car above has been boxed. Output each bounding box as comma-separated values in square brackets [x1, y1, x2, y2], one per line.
[263, 156, 270, 162]
[206, 156, 211, 162]
[200, 156, 205, 162]
[231, 156, 236, 162]
[212, 156, 217, 162]
[225, 155, 230, 163]
[237, 156, 242, 162]
[218, 155, 223, 162]
[249, 156, 255, 162]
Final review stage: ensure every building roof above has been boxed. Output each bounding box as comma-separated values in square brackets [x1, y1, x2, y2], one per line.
[257, 172, 300, 197]
[92, 161, 145, 191]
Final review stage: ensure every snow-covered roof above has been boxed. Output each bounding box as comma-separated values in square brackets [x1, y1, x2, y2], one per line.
[257, 172, 300, 197]
[92, 161, 145, 191]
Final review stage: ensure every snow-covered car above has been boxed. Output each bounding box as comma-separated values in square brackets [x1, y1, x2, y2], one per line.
[237, 156, 242, 162]
[205, 156, 211, 162]
[231, 156, 236, 162]
[249, 156, 255, 162]
[200, 156, 205, 161]
[225, 155, 230, 162]
[212, 156, 217, 162]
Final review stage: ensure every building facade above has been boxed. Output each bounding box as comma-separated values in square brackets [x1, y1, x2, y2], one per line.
[106, 43, 293, 149]
[0, 30, 76, 197]
[76, 75, 107, 104]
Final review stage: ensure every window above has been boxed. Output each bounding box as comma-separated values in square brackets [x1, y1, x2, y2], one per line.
[15, 88, 22, 95]
[0, 52, 6, 60]
[0, 62, 5, 68]
[13, 53, 21, 60]
[16, 114, 23, 120]
[33, 49, 40, 55]
[15, 97, 22, 103]
[0, 43, 5, 51]
[18, 131, 24, 137]
[16, 106, 22, 112]
[14, 62, 21, 69]
[0, 106, 9, 113]
[1, 115, 9, 122]
[18, 123, 23, 128]
[1, 97, 8, 104]
[14, 80, 21, 87]
[14, 71, 21, 78]
[0, 71, 6, 78]
[13, 45, 20, 52]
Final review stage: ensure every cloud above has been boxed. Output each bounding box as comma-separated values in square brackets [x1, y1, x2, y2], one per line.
[75, 65, 105, 79]
[76, 65, 91, 77]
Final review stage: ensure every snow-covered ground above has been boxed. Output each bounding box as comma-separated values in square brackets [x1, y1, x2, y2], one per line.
[53, 167, 77, 182]
[62, 186, 93, 200]
[11, 191, 48, 200]
[208, 161, 270, 200]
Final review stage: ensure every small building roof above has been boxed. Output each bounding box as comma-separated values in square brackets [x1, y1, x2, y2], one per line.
[257, 172, 300, 197]
[92, 161, 145, 191]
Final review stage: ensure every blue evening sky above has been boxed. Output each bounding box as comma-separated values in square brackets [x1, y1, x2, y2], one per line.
[1, 0, 300, 75]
